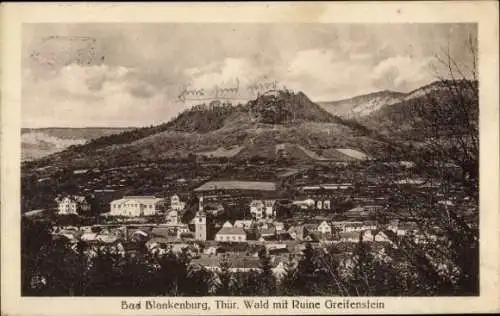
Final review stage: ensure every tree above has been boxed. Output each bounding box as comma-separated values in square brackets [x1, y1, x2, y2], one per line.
[258, 249, 277, 295]
[21, 218, 88, 296]
[372, 35, 479, 296]
[216, 254, 232, 295]
[293, 243, 318, 295]
[154, 249, 191, 296]
[278, 254, 299, 295]
[229, 271, 262, 296]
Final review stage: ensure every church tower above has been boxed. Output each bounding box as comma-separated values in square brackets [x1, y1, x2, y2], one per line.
[194, 196, 207, 241]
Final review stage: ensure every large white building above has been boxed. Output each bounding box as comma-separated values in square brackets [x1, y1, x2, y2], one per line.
[56, 195, 91, 215]
[108, 196, 165, 217]
[215, 226, 247, 242]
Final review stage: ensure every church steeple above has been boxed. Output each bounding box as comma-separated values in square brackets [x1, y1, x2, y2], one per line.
[199, 195, 204, 213]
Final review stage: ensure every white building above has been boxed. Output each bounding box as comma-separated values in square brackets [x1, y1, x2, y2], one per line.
[56, 195, 91, 215]
[323, 200, 331, 210]
[338, 221, 378, 233]
[234, 220, 254, 229]
[292, 198, 315, 209]
[250, 200, 276, 219]
[273, 221, 285, 232]
[165, 210, 179, 225]
[109, 196, 165, 217]
[215, 227, 247, 242]
[176, 225, 191, 238]
[170, 194, 186, 211]
[317, 221, 332, 235]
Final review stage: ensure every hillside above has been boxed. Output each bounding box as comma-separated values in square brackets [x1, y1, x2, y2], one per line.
[21, 127, 134, 161]
[317, 90, 406, 119]
[359, 80, 479, 140]
[23, 81, 477, 171]
[23, 90, 379, 170]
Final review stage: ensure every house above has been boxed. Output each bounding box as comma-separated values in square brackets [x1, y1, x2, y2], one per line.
[273, 221, 285, 232]
[215, 226, 247, 242]
[288, 225, 306, 240]
[316, 200, 323, 209]
[176, 225, 191, 239]
[80, 232, 98, 242]
[339, 231, 362, 243]
[317, 221, 332, 235]
[56, 195, 91, 215]
[250, 200, 276, 219]
[341, 221, 377, 233]
[258, 226, 276, 239]
[264, 200, 276, 217]
[234, 220, 254, 229]
[292, 198, 315, 209]
[361, 230, 391, 242]
[165, 210, 179, 225]
[108, 196, 166, 217]
[204, 246, 222, 256]
[170, 194, 186, 211]
[250, 200, 265, 219]
[323, 200, 331, 210]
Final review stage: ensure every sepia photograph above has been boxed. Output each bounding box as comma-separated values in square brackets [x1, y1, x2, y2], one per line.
[20, 22, 480, 297]
[1, 2, 499, 315]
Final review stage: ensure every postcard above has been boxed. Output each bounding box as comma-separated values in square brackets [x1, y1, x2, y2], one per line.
[1, 1, 499, 315]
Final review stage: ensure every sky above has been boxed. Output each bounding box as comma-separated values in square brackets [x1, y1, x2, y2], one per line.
[22, 23, 477, 128]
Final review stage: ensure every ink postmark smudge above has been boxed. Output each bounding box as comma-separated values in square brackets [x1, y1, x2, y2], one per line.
[30, 35, 103, 67]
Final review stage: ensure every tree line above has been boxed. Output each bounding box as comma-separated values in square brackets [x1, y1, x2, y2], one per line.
[22, 216, 477, 297]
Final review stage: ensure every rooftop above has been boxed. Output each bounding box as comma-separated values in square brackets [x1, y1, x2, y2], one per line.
[194, 181, 277, 192]
[216, 226, 247, 236]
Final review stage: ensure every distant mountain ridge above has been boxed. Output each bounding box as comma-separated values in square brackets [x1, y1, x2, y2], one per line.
[318, 90, 406, 119]
[316, 80, 463, 120]
[21, 127, 134, 161]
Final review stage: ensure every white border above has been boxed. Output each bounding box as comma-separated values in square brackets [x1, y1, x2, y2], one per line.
[1, 2, 499, 315]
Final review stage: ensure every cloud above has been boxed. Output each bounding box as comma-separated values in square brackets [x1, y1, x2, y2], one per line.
[281, 48, 375, 100]
[185, 58, 267, 89]
[371, 55, 437, 91]
[22, 23, 476, 127]
[277, 48, 439, 100]
[22, 64, 180, 127]
[181, 57, 280, 103]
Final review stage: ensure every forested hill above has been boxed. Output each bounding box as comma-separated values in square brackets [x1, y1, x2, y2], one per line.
[22, 81, 477, 171]
[27, 91, 338, 155]
[22, 89, 380, 170]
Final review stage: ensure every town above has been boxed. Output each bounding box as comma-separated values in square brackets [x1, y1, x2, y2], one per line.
[22, 153, 473, 288]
